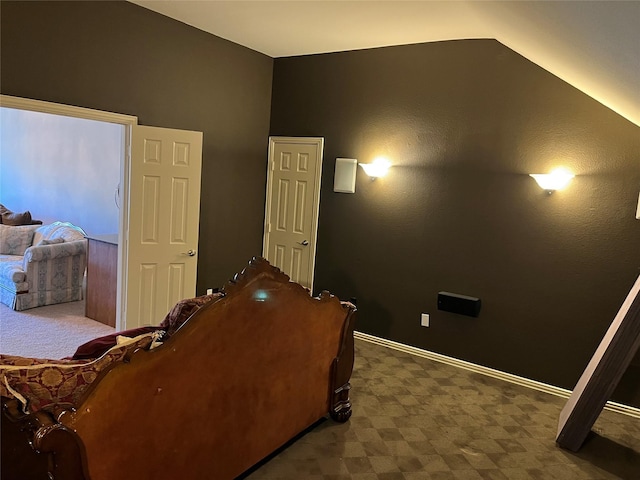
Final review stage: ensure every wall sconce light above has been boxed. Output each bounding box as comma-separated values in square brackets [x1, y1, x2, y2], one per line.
[359, 157, 391, 179]
[529, 167, 574, 194]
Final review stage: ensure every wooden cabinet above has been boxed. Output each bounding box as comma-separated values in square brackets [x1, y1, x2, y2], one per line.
[86, 235, 118, 327]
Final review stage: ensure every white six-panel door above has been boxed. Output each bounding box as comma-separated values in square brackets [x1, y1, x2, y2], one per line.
[125, 125, 203, 328]
[263, 137, 323, 291]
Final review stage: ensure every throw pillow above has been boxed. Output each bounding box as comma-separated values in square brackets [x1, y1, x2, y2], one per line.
[37, 237, 65, 246]
[0, 224, 38, 255]
[0, 204, 10, 222]
[1, 210, 32, 226]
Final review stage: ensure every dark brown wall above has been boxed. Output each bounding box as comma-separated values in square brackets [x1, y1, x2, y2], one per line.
[3, 1, 639, 407]
[0, 1, 273, 290]
[270, 40, 640, 406]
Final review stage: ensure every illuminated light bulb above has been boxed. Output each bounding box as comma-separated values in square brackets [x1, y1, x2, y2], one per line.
[530, 167, 575, 193]
[359, 157, 391, 179]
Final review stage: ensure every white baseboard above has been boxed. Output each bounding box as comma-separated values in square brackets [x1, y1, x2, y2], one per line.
[354, 331, 640, 419]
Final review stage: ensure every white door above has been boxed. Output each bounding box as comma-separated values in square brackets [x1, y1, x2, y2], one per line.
[124, 125, 203, 328]
[263, 137, 323, 291]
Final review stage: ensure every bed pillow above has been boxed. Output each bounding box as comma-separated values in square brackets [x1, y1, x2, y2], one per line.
[71, 326, 164, 360]
[0, 333, 157, 414]
[71, 293, 223, 360]
[159, 292, 223, 336]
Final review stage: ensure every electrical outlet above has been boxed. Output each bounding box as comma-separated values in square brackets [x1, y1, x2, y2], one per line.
[206, 288, 213, 295]
[421, 313, 429, 327]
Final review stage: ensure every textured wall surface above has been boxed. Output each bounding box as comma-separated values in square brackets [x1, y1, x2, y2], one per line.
[0, 108, 121, 235]
[0, 0, 273, 290]
[270, 39, 640, 406]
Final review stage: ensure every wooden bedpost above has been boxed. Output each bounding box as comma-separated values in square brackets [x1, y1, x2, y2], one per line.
[2, 400, 87, 480]
[330, 297, 357, 422]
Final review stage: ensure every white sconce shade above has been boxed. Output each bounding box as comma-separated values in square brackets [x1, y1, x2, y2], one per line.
[359, 157, 391, 179]
[334, 158, 357, 193]
[530, 168, 574, 193]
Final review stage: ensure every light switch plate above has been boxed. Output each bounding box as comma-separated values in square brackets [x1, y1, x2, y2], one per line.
[636, 192, 640, 220]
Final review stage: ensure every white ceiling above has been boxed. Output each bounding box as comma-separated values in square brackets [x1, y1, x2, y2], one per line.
[130, 1, 640, 126]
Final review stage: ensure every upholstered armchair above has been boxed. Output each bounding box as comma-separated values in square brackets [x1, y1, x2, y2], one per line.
[0, 222, 87, 310]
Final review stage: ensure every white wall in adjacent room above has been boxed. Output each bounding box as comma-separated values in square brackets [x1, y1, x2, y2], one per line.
[0, 107, 123, 235]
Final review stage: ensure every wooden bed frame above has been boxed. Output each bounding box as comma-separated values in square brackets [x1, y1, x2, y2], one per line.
[1, 257, 357, 480]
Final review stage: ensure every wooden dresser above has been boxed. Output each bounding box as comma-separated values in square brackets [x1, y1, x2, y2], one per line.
[86, 234, 118, 327]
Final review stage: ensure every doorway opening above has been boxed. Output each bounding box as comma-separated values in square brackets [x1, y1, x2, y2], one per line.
[0, 94, 137, 330]
[1, 95, 204, 332]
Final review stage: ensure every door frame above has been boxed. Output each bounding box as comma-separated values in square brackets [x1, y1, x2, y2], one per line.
[0, 95, 137, 330]
[262, 136, 324, 292]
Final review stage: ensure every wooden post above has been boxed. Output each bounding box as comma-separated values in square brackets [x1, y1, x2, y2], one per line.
[557, 274, 640, 451]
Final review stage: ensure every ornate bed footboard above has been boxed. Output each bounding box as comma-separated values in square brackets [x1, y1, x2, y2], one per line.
[1, 257, 356, 480]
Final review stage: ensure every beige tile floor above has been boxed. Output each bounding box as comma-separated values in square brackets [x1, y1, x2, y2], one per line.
[243, 339, 640, 480]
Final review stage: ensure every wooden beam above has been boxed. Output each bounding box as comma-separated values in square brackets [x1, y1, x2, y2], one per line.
[557, 274, 640, 451]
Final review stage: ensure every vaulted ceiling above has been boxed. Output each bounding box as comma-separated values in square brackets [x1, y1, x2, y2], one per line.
[130, 1, 639, 126]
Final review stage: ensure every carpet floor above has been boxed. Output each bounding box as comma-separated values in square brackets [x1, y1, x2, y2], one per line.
[0, 300, 114, 359]
[244, 339, 640, 480]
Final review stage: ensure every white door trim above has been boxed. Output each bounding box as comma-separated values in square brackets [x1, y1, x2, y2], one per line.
[0, 95, 137, 330]
[0, 95, 138, 125]
[263, 136, 324, 292]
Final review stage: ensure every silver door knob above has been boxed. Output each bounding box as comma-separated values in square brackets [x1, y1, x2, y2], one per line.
[184, 249, 197, 256]
[298, 240, 309, 246]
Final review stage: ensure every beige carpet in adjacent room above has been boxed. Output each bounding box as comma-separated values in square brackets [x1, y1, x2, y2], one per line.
[0, 300, 115, 359]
